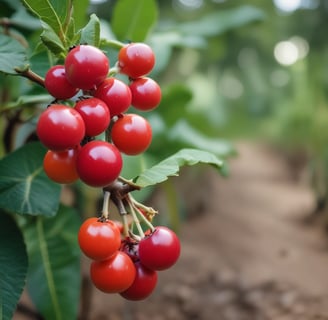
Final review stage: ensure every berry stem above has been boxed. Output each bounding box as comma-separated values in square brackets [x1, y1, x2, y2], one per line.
[126, 197, 145, 238]
[135, 207, 156, 232]
[121, 214, 130, 238]
[108, 65, 119, 77]
[130, 196, 157, 220]
[101, 190, 111, 219]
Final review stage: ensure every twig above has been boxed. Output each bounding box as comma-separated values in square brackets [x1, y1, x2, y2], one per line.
[15, 68, 45, 88]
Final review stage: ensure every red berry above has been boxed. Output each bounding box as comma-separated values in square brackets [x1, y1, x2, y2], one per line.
[94, 78, 131, 117]
[120, 238, 139, 262]
[120, 261, 158, 301]
[74, 98, 110, 136]
[118, 43, 155, 78]
[65, 45, 109, 90]
[37, 104, 85, 151]
[138, 226, 181, 271]
[43, 148, 79, 184]
[130, 77, 161, 111]
[78, 217, 121, 261]
[90, 251, 136, 293]
[44, 65, 79, 99]
[111, 114, 152, 155]
[76, 140, 122, 187]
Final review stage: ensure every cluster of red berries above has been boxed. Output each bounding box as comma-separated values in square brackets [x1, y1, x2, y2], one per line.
[78, 216, 180, 300]
[37, 42, 179, 301]
[37, 42, 161, 187]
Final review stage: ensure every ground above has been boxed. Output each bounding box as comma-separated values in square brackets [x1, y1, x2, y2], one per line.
[15, 142, 328, 319]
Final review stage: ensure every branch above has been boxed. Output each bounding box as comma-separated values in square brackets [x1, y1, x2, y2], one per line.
[15, 68, 45, 88]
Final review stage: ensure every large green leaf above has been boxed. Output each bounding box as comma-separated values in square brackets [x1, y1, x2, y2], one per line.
[20, 205, 81, 320]
[134, 148, 225, 187]
[168, 120, 236, 157]
[111, 0, 158, 41]
[21, 0, 64, 36]
[72, 0, 89, 30]
[0, 142, 61, 216]
[10, 6, 41, 30]
[0, 213, 28, 320]
[79, 13, 101, 47]
[0, 34, 28, 75]
[175, 5, 265, 37]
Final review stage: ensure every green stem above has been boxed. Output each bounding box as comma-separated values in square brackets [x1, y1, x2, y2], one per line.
[36, 217, 62, 320]
[128, 194, 155, 232]
[121, 214, 129, 238]
[126, 197, 144, 238]
[101, 39, 125, 50]
[101, 191, 111, 219]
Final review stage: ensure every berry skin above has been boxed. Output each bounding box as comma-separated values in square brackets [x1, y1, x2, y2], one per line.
[94, 78, 131, 117]
[74, 98, 110, 137]
[120, 261, 158, 301]
[78, 217, 121, 261]
[76, 140, 122, 187]
[129, 77, 162, 111]
[138, 226, 181, 271]
[44, 65, 79, 99]
[90, 251, 136, 293]
[37, 104, 85, 151]
[118, 43, 155, 79]
[65, 45, 109, 90]
[111, 113, 152, 155]
[43, 148, 79, 184]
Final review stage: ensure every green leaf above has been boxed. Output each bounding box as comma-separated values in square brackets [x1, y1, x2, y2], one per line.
[168, 120, 236, 157]
[149, 32, 206, 74]
[10, 6, 41, 30]
[3, 94, 51, 110]
[157, 84, 193, 126]
[0, 142, 61, 216]
[134, 148, 225, 187]
[20, 205, 81, 320]
[40, 22, 66, 55]
[21, 0, 64, 36]
[111, 0, 158, 41]
[48, 0, 72, 25]
[0, 34, 28, 75]
[0, 212, 28, 320]
[79, 14, 101, 47]
[72, 0, 89, 30]
[29, 49, 52, 77]
[176, 5, 265, 37]
[65, 17, 79, 48]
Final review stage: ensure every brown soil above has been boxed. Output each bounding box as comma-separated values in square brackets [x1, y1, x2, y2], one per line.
[15, 142, 328, 319]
